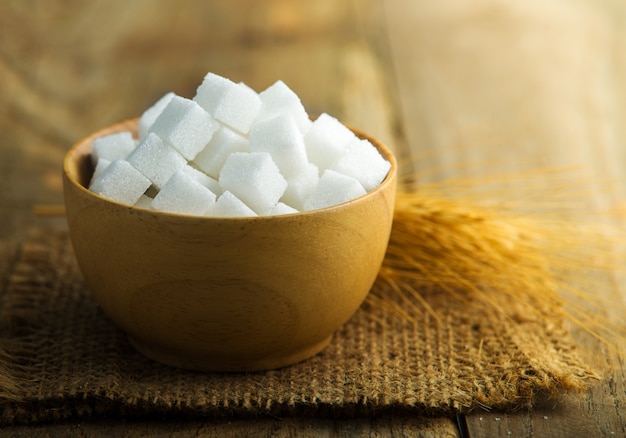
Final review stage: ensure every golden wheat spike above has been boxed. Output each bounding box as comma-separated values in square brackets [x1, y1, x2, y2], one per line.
[369, 177, 626, 352]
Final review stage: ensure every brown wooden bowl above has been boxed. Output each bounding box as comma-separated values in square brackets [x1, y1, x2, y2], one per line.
[63, 118, 397, 372]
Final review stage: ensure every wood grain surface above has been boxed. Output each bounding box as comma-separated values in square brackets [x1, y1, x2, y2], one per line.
[1, 0, 625, 436]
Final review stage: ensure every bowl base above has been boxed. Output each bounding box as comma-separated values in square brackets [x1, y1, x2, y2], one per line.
[127, 334, 333, 372]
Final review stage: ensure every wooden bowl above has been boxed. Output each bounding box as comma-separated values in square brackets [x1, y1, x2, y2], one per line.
[63, 119, 397, 372]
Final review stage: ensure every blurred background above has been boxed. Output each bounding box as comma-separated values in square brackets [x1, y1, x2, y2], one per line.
[2, 0, 626, 234]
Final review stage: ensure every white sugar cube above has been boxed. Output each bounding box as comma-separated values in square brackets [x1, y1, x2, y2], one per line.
[218, 152, 287, 215]
[257, 80, 312, 134]
[138, 92, 175, 140]
[193, 72, 231, 108]
[149, 96, 219, 160]
[303, 169, 366, 211]
[151, 169, 216, 215]
[206, 190, 257, 217]
[90, 158, 111, 186]
[182, 165, 223, 196]
[248, 114, 308, 179]
[268, 202, 299, 216]
[134, 194, 154, 209]
[91, 132, 136, 166]
[89, 159, 151, 206]
[303, 113, 357, 171]
[333, 138, 391, 191]
[194, 73, 261, 135]
[280, 162, 319, 211]
[127, 132, 187, 189]
[192, 125, 249, 179]
[88, 71, 392, 217]
[214, 82, 262, 135]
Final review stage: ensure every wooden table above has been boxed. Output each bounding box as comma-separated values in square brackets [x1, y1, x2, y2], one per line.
[1, 1, 624, 436]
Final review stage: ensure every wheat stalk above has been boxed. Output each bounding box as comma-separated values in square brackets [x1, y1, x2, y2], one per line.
[368, 172, 626, 351]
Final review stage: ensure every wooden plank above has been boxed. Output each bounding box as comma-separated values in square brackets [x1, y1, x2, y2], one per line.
[384, 0, 626, 436]
[468, 336, 626, 437]
[1, 413, 459, 438]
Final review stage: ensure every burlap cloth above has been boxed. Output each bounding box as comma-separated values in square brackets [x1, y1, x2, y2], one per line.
[0, 228, 593, 425]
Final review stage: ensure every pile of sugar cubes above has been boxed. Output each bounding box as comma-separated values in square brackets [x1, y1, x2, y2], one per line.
[88, 72, 391, 217]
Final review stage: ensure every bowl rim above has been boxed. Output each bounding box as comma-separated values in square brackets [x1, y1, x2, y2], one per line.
[63, 118, 398, 221]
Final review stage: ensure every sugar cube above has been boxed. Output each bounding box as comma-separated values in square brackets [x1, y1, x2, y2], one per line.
[303, 169, 366, 211]
[268, 202, 299, 216]
[257, 80, 312, 134]
[182, 165, 223, 196]
[138, 92, 175, 140]
[87, 71, 392, 218]
[333, 138, 391, 191]
[91, 132, 136, 166]
[151, 169, 216, 215]
[206, 191, 257, 217]
[280, 162, 319, 211]
[192, 125, 249, 179]
[127, 132, 187, 189]
[149, 95, 219, 160]
[303, 113, 357, 171]
[193, 72, 231, 110]
[134, 194, 154, 209]
[90, 158, 111, 186]
[194, 73, 261, 135]
[219, 152, 287, 215]
[89, 159, 151, 206]
[248, 114, 308, 179]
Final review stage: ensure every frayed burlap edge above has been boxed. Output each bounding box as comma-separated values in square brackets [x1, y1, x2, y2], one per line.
[0, 228, 595, 426]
